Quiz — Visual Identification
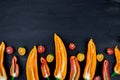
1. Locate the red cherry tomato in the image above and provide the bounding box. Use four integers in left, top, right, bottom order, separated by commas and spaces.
37, 45, 45, 54
6, 46, 14, 54
69, 43, 76, 50
107, 48, 114, 55
94, 76, 101, 80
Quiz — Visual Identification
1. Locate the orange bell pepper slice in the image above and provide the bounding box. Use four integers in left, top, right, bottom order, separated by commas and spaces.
54, 33, 67, 80
69, 56, 80, 80
26, 46, 39, 80
0, 42, 7, 80
111, 45, 120, 77
83, 39, 97, 80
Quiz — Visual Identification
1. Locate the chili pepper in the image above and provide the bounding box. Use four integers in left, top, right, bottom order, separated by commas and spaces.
40, 57, 50, 80
83, 39, 97, 80
26, 46, 39, 80
0, 42, 7, 80
10, 56, 19, 80
69, 56, 80, 80
54, 33, 67, 80
111, 45, 120, 77
102, 59, 110, 80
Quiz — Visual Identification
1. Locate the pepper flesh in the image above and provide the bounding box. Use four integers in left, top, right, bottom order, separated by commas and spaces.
10, 56, 19, 78
26, 46, 39, 80
69, 56, 80, 80
0, 42, 7, 80
40, 57, 50, 79
83, 39, 97, 80
111, 46, 120, 77
102, 60, 110, 80
54, 33, 67, 80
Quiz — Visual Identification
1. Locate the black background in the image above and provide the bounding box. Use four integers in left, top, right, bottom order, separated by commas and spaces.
0, 0, 120, 80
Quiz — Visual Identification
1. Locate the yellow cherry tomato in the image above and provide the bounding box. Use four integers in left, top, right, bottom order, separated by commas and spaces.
97, 53, 104, 62
46, 54, 54, 63
77, 53, 85, 62
18, 47, 26, 56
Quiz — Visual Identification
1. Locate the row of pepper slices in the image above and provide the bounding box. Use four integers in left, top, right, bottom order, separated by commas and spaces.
0, 33, 120, 80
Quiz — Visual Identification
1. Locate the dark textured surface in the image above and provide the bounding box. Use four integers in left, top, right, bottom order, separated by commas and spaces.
0, 0, 120, 80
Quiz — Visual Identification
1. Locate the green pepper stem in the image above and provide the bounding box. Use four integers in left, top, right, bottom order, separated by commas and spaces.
111, 72, 117, 77
46, 77, 50, 80
56, 78, 60, 80
11, 77, 15, 80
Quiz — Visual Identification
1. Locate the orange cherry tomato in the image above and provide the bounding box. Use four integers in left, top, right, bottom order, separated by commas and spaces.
46, 54, 54, 63
77, 53, 85, 62
18, 46, 26, 56
97, 53, 104, 62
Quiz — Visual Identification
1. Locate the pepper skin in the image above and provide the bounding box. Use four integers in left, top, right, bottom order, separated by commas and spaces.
69, 56, 80, 80
26, 46, 39, 80
10, 56, 19, 80
102, 60, 110, 80
54, 33, 67, 80
0, 42, 7, 80
40, 57, 50, 80
83, 39, 97, 80
111, 46, 120, 77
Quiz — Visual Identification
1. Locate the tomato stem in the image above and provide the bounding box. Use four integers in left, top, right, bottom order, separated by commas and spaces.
111, 72, 117, 77
11, 77, 15, 80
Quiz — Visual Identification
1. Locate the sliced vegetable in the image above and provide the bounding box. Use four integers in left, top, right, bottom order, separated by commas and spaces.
18, 46, 26, 56
111, 46, 120, 77
46, 54, 54, 63
26, 46, 39, 80
6, 46, 14, 54
69, 56, 80, 80
107, 48, 114, 55
69, 42, 76, 51
97, 53, 104, 62
10, 56, 19, 80
40, 57, 50, 80
83, 39, 97, 80
37, 45, 45, 54
54, 33, 67, 80
77, 53, 85, 62
102, 60, 110, 80
0, 42, 7, 80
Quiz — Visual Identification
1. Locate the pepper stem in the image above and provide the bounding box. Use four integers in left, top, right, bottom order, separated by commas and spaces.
56, 78, 60, 80
111, 72, 117, 77
46, 77, 50, 80
11, 77, 15, 80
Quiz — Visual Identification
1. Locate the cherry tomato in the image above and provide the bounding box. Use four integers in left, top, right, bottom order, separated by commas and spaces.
37, 45, 45, 54
77, 53, 85, 62
6, 46, 14, 54
107, 48, 114, 55
94, 76, 101, 80
46, 54, 54, 63
69, 43, 76, 50
97, 53, 104, 62
18, 47, 26, 56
